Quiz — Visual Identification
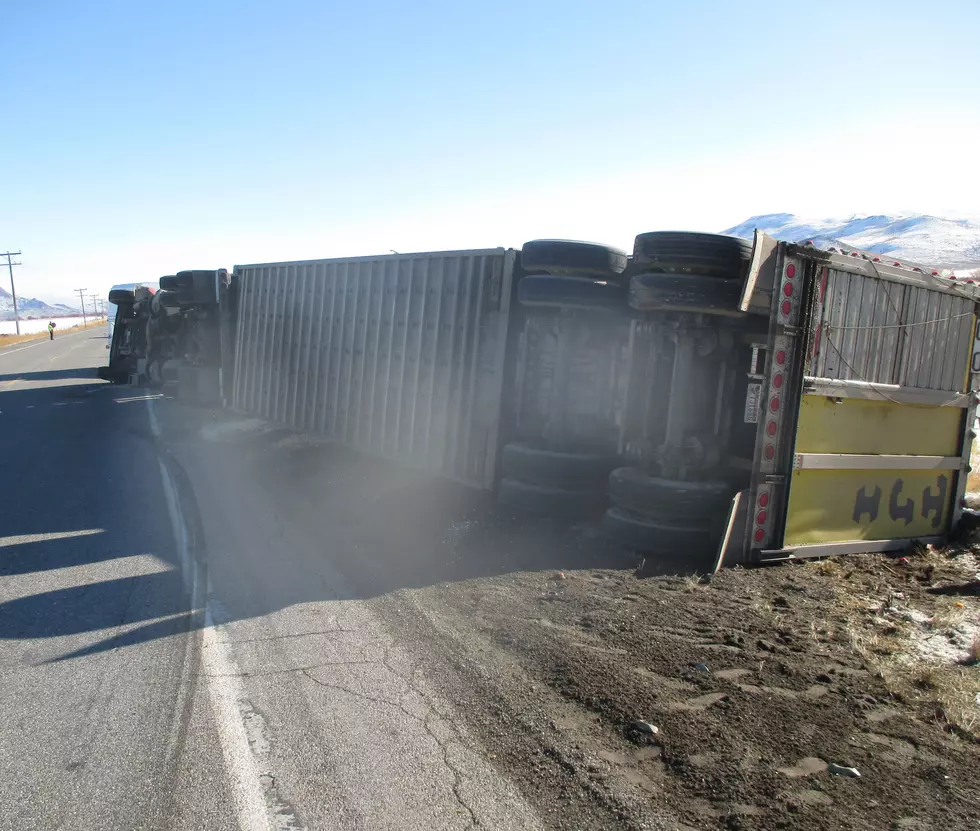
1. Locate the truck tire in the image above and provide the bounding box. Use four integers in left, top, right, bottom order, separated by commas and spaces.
632, 232, 751, 279
608, 467, 733, 521
521, 239, 628, 279
175, 269, 219, 306
501, 442, 615, 488
601, 507, 716, 558
108, 287, 136, 305
497, 477, 601, 516
629, 273, 743, 316
159, 275, 179, 291
518, 274, 628, 312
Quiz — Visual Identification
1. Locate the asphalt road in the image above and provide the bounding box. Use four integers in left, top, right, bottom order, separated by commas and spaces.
0, 330, 237, 830
0, 330, 542, 830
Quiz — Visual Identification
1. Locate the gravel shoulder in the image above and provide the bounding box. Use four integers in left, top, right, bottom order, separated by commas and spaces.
172, 406, 980, 831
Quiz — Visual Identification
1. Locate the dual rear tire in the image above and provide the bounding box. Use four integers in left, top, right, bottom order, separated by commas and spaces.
602, 467, 735, 566
627, 231, 753, 317
518, 239, 631, 314
507, 239, 629, 516
497, 442, 614, 516
520, 239, 628, 280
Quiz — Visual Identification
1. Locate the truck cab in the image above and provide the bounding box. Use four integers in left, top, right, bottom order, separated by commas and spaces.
99, 281, 158, 383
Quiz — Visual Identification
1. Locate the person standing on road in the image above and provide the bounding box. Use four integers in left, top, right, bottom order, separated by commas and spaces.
48, 321, 56, 340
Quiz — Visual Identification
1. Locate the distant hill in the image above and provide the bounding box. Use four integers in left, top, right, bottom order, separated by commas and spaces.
0, 285, 80, 320
722, 213, 980, 271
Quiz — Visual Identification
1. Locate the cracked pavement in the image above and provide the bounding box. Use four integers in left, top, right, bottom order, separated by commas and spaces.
167, 403, 544, 830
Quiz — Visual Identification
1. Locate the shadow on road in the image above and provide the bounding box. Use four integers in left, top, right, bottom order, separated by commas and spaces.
0, 367, 100, 383
48, 613, 197, 662
0, 572, 189, 640
0, 387, 640, 664
0, 377, 190, 664
0, 529, 135, 577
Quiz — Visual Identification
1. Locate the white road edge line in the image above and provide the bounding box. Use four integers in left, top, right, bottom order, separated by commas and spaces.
0, 327, 100, 358
148, 399, 272, 831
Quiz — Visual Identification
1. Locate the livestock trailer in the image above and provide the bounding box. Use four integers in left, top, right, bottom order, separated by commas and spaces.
107, 232, 980, 566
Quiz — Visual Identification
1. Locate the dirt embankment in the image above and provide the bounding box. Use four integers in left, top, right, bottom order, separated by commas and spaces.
391, 550, 978, 831
179, 412, 980, 831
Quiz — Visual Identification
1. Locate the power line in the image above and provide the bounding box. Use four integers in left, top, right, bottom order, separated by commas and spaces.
74, 287, 88, 327
1, 250, 22, 336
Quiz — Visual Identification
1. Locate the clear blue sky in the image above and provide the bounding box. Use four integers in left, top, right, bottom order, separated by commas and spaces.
2, 0, 978, 304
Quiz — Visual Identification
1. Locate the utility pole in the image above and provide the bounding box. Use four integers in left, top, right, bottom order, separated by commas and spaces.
88, 294, 99, 319
1, 251, 22, 335
74, 287, 88, 327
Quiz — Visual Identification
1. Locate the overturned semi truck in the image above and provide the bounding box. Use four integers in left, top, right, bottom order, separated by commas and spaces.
102, 232, 980, 568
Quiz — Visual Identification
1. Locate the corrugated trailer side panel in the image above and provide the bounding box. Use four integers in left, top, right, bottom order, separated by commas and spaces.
231, 249, 516, 489
810, 266, 975, 390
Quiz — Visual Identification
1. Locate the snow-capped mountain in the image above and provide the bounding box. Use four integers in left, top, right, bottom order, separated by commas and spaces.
722, 213, 980, 271
0, 285, 78, 321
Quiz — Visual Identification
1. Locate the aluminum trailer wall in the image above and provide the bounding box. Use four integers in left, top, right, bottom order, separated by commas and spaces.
230, 248, 517, 489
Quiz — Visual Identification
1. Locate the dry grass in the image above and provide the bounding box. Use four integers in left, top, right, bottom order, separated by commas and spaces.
681, 572, 706, 591
0, 318, 106, 348
851, 627, 977, 733
811, 556, 843, 576
964, 635, 979, 666
812, 549, 980, 736
969, 437, 980, 492
918, 665, 978, 733
930, 597, 969, 632
968, 470, 980, 494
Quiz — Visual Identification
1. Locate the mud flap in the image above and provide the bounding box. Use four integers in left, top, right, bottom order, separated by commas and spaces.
738, 231, 779, 315
713, 489, 749, 571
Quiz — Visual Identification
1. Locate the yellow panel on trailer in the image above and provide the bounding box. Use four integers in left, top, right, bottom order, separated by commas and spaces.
793, 395, 961, 456
784, 394, 964, 546
784, 467, 953, 545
